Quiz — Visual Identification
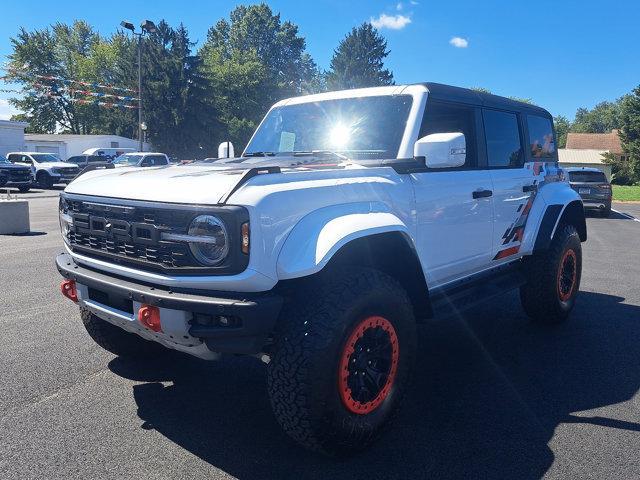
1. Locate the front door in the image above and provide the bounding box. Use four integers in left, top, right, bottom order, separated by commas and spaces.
411, 100, 494, 287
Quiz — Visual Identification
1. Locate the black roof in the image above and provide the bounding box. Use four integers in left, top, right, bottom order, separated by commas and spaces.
417, 82, 552, 118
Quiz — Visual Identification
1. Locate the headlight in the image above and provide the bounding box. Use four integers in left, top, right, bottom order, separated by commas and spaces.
58, 197, 73, 240
187, 215, 229, 266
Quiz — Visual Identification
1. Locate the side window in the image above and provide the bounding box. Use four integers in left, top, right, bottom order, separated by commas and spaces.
67, 156, 82, 164
7, 154, 18, 163
483, 110, 523, 168
148, 155, 168, 166
20, 155, 33, 165
420, 101, 478, 167
527, 115, 555, 158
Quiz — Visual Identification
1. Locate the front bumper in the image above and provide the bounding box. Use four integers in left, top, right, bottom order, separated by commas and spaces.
56, 253, 283, 357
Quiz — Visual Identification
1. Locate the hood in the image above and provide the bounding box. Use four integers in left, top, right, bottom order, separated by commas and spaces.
42, 162, 78, 169
65, 165, 247, 205
0, 162, 31, 171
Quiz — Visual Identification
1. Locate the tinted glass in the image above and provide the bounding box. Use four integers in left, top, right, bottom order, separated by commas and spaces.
88, 156, 105, 163
528, 115, 555, 158
569, 171, 607, 183
245, 95, 413, 160
113, 154, 142, 166
147, 155, 168, 165
483, 110, 523, 167
67, 156, 83, 164
0, 154, 9, 164
420, 101, 478, 167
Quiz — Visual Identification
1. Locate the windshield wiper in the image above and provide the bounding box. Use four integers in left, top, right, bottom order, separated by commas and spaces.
292, 150, 350, 161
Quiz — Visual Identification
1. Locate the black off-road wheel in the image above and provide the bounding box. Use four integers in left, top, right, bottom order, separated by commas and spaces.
80, 308, 165, 358
267, 267, 417, 456
520, 224, 582, 324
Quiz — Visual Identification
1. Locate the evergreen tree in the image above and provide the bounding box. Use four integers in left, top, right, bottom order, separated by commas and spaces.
326, 23, 394, 90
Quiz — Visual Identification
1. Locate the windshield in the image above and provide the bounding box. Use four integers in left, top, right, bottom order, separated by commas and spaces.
244, 95, 413, 160
569, 171, 607, 183
31, 153, 61, 163
113, 154, 142, 165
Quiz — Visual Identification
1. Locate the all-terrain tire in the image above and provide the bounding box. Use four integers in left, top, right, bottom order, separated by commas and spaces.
80, 308, 165, 358
267, 267, 417, 455
520, 224, 582, 324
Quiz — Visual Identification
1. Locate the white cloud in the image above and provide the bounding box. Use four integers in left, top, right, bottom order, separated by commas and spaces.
396, 2, 403, 10
410, 0, 419, 4
370, 13, 412, 30
449, 36, 469, 48
0, 99, 21, 120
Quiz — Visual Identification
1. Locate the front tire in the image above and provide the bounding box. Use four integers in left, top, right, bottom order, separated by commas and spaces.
18, 185, 31, 193
80, 308, 165, 358
37, 172, 54, 189
520, 224, 582, 324
267, 267, 417, 455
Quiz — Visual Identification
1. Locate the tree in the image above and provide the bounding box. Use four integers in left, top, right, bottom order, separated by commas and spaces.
616, 85, 640, 184
326, 23, 393, 90
5, 21, 104, 134
554, 115, 571, 148
571, 100, 624, 133
200, 4, 320, 150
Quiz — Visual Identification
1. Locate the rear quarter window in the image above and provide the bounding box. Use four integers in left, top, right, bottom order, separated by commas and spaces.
527, 115, 555, 158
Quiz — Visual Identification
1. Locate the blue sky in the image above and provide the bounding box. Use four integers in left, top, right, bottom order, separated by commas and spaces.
1, 0, 639, 120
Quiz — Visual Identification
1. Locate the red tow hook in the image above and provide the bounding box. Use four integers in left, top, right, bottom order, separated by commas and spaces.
138, 305, 162, 332
60, 280, 78, 303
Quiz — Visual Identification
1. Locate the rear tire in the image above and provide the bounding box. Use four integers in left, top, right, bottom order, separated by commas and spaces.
520, 224, 582, 324
18, 185, 30, 193
80, 308, 165, 358
602, 204, 611, 217
267, 267, 417, 455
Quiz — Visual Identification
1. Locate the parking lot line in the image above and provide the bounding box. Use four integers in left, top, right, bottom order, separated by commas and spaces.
612, 209, 640, 223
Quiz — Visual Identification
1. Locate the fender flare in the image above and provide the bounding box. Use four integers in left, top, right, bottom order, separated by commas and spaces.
533, 200, 586, 252
276, 202, 413, 280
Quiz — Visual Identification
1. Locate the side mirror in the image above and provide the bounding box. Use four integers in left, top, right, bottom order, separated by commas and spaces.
218, 141, 235, 159
414, 132, 466, 168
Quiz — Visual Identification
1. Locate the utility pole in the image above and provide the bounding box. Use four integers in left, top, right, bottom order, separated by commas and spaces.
120, 19, 157, 152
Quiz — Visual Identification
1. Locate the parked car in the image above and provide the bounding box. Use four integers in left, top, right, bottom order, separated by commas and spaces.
6, 152, 80, 188
82, 147, 135, 160
111, 152, 170, 168
56, 83, 586, 455
0, 154, 33, 192
565, 167, 612, 216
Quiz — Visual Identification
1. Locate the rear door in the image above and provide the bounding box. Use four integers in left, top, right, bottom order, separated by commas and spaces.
411, 101, 494, 286
487, 112, 556, 261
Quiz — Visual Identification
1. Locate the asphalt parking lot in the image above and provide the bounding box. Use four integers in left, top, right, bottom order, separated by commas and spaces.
1, 194, 639, 480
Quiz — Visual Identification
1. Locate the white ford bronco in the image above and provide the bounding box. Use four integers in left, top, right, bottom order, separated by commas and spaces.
57, 83, 586, 455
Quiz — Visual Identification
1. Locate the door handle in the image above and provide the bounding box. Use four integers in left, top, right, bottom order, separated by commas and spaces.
472, 189, 493, 199
523, 184, 537, 193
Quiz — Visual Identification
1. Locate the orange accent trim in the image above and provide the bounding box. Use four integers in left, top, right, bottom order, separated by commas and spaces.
495, 246, 520, 259
338, 316, 399, 415
60, 280, 78, 303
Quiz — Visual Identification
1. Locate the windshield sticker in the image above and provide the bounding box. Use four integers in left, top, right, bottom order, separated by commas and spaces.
279, 131, 296, 152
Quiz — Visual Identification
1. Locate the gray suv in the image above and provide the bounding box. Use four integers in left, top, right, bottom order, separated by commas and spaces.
566, 167, 612, 216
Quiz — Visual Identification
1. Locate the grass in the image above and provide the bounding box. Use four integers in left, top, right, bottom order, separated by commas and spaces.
612, 185, 640, 202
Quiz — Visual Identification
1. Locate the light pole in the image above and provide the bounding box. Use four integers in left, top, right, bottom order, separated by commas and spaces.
120, 20, 157, 152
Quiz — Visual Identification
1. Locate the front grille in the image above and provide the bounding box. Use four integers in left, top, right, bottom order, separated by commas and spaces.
8, 170, 32, 182
62, 195, 249, 275
58, 167, 79, 174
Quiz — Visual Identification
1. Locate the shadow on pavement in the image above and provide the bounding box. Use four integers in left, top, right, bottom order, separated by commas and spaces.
109, 290, 640, 479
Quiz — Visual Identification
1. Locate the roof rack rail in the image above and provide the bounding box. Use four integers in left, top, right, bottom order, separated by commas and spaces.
218, 166, 281, 204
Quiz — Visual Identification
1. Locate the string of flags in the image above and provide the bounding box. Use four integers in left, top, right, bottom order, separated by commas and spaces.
34, 83, 139, 101
1, 65, 139, 110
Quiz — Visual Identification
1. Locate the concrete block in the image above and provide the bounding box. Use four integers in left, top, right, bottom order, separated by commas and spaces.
0, 199, 30, 234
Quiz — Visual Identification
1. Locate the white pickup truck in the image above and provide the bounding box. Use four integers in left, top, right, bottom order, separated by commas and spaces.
56, 83, 586, 455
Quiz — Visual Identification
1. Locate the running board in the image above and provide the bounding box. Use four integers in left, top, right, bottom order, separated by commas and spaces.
429, 264, 526, 319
